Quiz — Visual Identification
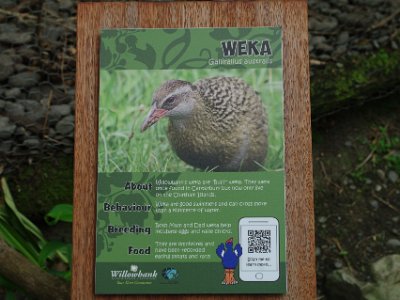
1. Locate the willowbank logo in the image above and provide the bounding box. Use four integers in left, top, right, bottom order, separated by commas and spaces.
110, 265, 158, 280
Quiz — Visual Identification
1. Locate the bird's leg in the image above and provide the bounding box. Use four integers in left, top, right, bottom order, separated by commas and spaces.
227, 269, 234, 285
231, 269, 238, 285
223, 269, 230, 285
227, 269, 232, 285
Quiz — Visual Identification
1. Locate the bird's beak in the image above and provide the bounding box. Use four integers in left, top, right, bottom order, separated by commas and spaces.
140, 104, 168, 132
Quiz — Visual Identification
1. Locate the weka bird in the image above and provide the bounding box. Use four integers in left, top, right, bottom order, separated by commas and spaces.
140, 76, 268, 171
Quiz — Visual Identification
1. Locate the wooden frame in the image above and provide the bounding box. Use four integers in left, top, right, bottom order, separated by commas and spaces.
74, 1, 315, 299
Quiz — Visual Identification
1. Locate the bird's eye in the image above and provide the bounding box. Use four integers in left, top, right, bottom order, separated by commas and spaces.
164, 96, 175, 106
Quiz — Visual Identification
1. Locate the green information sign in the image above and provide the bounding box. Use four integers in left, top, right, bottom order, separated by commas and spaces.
96, 27, 286, 294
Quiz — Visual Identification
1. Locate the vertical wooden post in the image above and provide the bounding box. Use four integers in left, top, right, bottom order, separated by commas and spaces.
74, 1, 315, 299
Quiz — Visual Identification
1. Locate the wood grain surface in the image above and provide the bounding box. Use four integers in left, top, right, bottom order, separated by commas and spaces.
73, 1, 315, 299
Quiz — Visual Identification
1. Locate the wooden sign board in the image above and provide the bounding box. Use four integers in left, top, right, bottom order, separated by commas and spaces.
74, 1, 315, 299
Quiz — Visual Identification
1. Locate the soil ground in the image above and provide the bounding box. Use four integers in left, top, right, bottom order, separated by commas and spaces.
313, 94, 400, 297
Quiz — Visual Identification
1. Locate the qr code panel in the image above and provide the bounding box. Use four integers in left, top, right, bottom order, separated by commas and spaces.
248, 229, 271, 253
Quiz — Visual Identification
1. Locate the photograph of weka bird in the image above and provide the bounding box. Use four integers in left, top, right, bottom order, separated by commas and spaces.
140, 76, 268, 171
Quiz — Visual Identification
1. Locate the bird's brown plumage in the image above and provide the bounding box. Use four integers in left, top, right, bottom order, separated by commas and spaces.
142, 76, 268, 171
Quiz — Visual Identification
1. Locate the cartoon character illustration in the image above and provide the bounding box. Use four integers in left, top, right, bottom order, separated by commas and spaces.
216, 237, 242, 285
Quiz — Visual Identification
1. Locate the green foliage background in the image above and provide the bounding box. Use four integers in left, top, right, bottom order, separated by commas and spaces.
98, 68, 284, 172
100, 28, 282, 71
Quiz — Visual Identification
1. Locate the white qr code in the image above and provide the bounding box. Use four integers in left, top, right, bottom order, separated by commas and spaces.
247, 229, 271, 253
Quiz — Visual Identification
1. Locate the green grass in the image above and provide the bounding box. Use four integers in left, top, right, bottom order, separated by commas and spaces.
370, 126, 400, 172
98, 68, 284, 172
